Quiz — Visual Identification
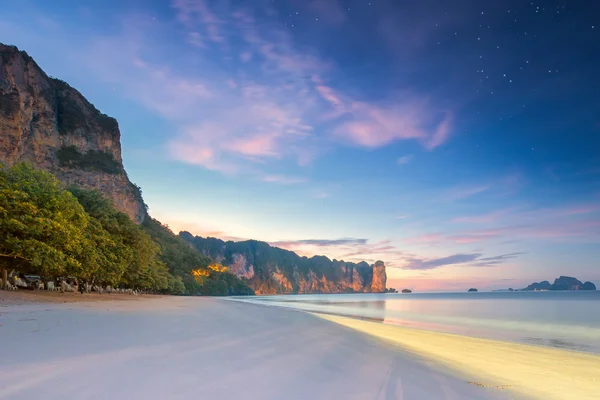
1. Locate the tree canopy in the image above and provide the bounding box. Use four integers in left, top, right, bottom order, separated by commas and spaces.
142, 218, 254, 295
0, 163, 88, 277
0, 163, 254, 296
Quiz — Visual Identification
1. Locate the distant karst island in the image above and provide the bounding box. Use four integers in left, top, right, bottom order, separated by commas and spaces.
467, 288, 478, 292
521, 276, 596, 291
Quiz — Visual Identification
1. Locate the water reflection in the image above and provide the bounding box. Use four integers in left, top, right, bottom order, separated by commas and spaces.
235, 292, 600, 354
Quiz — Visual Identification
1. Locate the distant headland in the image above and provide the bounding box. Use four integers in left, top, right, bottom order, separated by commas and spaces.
521, 276, 596, 291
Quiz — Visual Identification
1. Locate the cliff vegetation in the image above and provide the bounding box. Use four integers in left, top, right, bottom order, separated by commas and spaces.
0, 163, 253, 295
180, 233, 387, 294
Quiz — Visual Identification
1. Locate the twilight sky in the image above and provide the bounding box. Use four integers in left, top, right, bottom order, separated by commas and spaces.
2, 0, 599, 291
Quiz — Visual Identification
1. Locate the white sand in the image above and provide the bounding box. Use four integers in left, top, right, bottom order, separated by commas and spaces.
0, 296, 516, 400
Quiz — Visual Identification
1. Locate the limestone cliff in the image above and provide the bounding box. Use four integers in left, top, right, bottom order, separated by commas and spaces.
179, 232, 388, 294
0, 43, 146, 222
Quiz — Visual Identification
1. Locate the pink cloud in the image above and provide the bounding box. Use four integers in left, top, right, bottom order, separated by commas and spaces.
240, 51, 252, 62
337, 105, 445, 148
447, 219, 600, 244
261, 175, 307, 185
444, 184, 490, 201
315, 85, 343, 107
167, 125, 239, 174
84, 1, 456, 180
453, 203, 598, 226
172, 0, 224, 43
402, 200, 600, 248
424, 113, 452, 150
559, 204, 600, 215
319, 87, 453, 150
404, 233, 444, 245
452, 208, 517, 224
226, 133, 281, 158
167, 90, 315, 171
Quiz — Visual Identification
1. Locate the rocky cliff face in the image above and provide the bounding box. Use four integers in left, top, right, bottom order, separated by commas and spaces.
180, 233, 388, 295
0, 44, 146, 222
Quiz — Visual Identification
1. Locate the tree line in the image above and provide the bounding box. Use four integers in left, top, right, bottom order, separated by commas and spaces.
0, 163, 253, 296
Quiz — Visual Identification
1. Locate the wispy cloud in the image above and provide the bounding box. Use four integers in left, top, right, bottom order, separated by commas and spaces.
271, 238, 368, 248
74, 1, 456, 179
404, 233, 444, 245
172, 0, 224, 44
261, 174, 307, 185
452, 208, 517, 224
326, 93, 453, 150
403, 252, 522, 270
399, 198, 600, 248
397, 155, 414, 165
269, 237, 410, 265
165, 1, 455, 174
448, 220, 600, 244
473, 253, 525, 267
444, 184, 490, 201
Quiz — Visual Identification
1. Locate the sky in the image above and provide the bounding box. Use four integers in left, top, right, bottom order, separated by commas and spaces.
1, 0, 599, 291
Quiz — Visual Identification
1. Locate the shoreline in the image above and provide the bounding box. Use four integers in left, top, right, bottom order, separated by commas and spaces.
315, 313, 600, 400
2, 293, 598, 399
1, 294, 517, 399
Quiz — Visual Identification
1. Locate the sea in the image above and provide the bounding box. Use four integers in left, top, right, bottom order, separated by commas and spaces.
232, 291, 600, 354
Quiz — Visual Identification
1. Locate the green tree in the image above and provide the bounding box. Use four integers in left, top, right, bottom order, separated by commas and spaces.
69, 187, 169, 291
0, 163, 89, 278
143, 218, 253, 295
166, 274, 186, 295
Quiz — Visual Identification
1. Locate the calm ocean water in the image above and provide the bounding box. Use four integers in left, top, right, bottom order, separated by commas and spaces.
233, 291, 600, 354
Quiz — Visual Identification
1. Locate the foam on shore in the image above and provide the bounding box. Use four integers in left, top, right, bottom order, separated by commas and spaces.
316, 313, 600, 400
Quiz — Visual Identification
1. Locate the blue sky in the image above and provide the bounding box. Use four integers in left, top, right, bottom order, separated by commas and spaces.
2, 0, 599, 290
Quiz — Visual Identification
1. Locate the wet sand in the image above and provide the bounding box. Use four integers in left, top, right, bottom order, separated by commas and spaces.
316, 313, 600, 400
